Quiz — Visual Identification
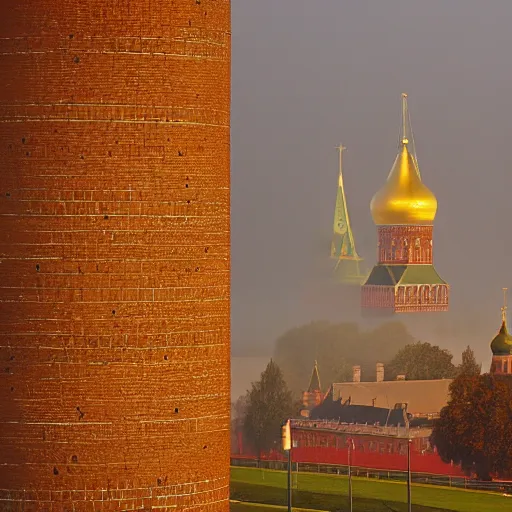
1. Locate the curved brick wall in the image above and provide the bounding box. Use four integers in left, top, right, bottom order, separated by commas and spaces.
0, 1, 231, 510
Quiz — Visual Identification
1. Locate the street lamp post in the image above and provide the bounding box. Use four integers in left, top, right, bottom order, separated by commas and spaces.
282, 420, 292, 512
347, 437, 355, 512
407, 438, 412, 512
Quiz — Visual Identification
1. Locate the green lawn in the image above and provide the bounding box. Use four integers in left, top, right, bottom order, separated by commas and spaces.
230, 502, 327, 512
231, 467, 511, 512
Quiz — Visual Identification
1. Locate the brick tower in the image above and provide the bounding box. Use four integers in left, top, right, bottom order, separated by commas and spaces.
361, 94, 449, 314
0, 1, 231, 510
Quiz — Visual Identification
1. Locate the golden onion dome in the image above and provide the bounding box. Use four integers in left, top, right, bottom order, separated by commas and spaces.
370, 139, 437, 226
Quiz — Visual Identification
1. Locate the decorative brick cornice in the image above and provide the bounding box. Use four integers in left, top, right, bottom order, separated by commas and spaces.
377, 225, 433, 265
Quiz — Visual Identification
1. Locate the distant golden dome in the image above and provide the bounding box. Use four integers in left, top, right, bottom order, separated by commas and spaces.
370, 141, 437, 226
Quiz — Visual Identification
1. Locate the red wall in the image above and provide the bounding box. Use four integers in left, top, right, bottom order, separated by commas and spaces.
233, 426, 465, 478
291, 446, 465, 477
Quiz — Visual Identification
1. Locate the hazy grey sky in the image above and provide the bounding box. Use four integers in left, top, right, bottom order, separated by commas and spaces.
231, 1, 512, 364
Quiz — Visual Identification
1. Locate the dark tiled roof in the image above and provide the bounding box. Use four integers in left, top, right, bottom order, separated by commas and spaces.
309, 401, 408, 427
364, 265, 404, 286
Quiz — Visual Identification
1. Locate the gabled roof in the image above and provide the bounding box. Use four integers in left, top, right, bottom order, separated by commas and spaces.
331, 379, 452, 416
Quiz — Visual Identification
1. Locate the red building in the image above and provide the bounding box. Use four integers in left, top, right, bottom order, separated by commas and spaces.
290, 419, 464, 477
362, 94, 449, 313
0, 1, 231, 510
233, 361, 463, 478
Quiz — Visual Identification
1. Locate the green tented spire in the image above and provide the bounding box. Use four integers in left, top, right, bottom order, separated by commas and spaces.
331, 145, 366, 285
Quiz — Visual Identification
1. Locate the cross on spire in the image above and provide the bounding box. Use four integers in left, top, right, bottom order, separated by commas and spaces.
401, 92, 409, 145
502, 287, 508, 324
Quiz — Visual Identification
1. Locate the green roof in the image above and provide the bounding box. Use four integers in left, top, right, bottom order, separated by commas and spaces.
364, 265, 447, 287
398, 265, 447, 285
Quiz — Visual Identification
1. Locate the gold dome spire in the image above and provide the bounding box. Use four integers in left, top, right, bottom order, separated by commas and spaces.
370, 94, 438, 226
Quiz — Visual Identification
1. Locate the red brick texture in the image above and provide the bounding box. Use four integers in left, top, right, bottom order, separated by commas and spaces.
377, 225, 433, 265
0, 1, 231, 510
361, 284, 449, 313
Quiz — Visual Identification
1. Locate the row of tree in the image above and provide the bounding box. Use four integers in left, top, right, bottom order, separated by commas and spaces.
273, 320, 416, 394
273, 319, 481, 396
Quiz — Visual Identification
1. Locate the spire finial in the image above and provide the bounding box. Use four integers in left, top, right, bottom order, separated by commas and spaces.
401, 93, 409, 145
335, 144, 346, 188
502, 288, 508, 323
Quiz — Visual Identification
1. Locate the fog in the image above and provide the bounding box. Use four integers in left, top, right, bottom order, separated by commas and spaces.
231, 1, 512, 367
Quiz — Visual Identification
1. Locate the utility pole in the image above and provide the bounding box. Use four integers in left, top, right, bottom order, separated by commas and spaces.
407, 438, 412, 512
347, 438, 355, 512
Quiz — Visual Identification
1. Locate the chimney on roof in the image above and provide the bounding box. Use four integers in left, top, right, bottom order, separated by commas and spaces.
376, 363, 384, 383
352, 365, 361, 383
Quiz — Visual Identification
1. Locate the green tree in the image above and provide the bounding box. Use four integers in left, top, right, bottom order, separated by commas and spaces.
431, 374, 512, 480
456, 345, 481, 377
334, 358, 353, 383
386, 341, 456, 381
243, 359, 296, 459
273, 320, 414, 395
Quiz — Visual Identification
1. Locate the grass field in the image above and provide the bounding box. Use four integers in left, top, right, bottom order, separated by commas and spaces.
230, 502, 327, 512
230, 466, 511, 512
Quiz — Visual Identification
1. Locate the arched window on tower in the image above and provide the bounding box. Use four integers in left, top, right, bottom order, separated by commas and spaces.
414, 238, 421, 264
426, 239, 432, 263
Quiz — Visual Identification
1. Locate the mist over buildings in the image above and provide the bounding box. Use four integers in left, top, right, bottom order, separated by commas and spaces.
231, 0, 512, 367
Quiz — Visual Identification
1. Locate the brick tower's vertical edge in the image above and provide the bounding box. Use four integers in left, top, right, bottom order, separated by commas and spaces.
0, 1, 231, 510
